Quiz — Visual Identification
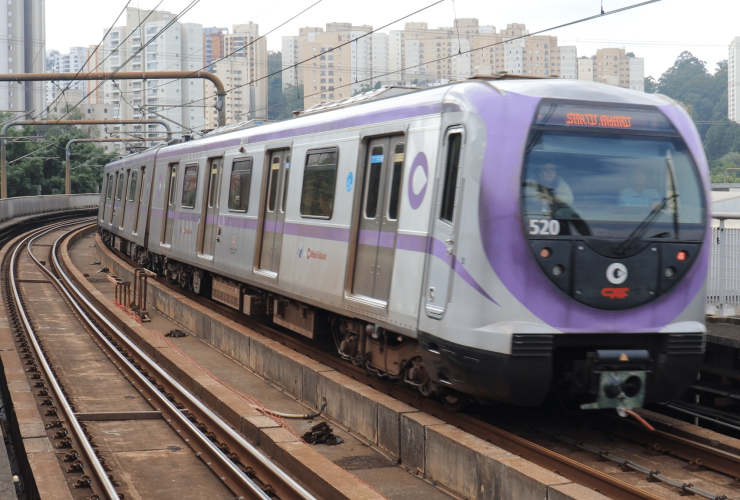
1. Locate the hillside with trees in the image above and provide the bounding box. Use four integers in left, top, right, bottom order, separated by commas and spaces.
645, 51, 740, 182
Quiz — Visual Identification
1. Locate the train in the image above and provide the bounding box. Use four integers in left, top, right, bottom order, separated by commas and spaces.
97, 76, 709, 412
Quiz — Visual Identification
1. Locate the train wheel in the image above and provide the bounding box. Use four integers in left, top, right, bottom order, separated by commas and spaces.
442, 391, 470, 412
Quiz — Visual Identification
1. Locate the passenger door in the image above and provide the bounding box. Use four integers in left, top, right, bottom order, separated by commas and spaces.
425, 129, 464, 318
121, 169, 134, 229
162, 163, 178, 246
201, 157, 223, 257
103, 174, 114, 222
352, 137, 405, 302
132, 167, 145, 235
259, 150, 288, 273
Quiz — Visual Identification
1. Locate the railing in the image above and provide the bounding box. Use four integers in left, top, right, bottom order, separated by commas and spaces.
0, 194, 100, 225
708, 213, 740, 317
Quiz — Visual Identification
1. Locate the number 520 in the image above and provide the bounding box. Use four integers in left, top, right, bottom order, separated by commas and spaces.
528, 219, 561, 235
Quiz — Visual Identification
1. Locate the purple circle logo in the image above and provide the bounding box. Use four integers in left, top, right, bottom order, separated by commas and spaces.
408, 152, 428, 210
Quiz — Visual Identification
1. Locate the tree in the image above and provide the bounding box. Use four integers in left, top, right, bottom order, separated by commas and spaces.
2, 111, 117, 196
644, 76, 658, 94
267, 51, 304, 121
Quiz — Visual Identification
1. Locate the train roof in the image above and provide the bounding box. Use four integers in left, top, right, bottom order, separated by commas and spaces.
104, 78, 679, 171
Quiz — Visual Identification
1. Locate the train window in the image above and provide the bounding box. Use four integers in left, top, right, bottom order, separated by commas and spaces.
300, 148, 338, 218
207, 159, 220, 208
440, 133, 462, 223
106, 174, 114, 199
167, 165, 178, 206
387, 143, 404, 220
267, 156, 280, 212
281, 155, 291, 213
127, 171, 138, 202
181, 164, 198, 208
116, 172, 125, 200
365, 146, 383, 219
228, 158, 252, 212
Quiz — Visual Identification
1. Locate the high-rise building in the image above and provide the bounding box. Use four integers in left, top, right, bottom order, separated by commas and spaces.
101, 8, 205, 143
204, 27, 227, 71
204, 22, 268, 128
729, 37, 740, 123
576, 48, 644, 91
0, 0, 46, 113
45, 47, 90, 107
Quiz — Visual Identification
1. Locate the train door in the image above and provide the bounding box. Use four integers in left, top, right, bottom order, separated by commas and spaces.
132, 167, 145, 235
200, 157, 223, 257
258, 150, 288, 273
103, 173, 114, 222
120, 169, 133, 229
352, 137, 405, 301
424, 128, 464, 318
111, 171, 124, 224
162, 163, 178, 246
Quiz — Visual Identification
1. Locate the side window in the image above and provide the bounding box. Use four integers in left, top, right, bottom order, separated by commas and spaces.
127, 171, 138, 202
181, 164, 198, 208
300, 149, 338, 218
365, 146, 383, 218
440, 133, 462, 223
207, 159, 220, 208
267, 156, 280, 212
167, 165, 178, 206
228, 158, 252, 212
116, 172, 125, 200
388, 143, 404, 220
106, 174, 114, 199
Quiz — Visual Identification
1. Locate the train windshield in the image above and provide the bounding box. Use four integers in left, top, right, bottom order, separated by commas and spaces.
521, 130, 705, 242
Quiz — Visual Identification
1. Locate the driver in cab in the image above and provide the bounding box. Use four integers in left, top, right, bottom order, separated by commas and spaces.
619, 169, 660, 208
525, 163, 574, 216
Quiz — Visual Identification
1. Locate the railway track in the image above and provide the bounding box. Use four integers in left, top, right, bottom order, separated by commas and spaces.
94, 231, 740, 500
4, 221, 317, 500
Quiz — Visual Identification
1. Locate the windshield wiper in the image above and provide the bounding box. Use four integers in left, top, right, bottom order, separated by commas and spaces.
616, 151, 680, 255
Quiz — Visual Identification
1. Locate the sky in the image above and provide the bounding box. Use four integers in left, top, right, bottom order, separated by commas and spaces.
46, 0, 738, 80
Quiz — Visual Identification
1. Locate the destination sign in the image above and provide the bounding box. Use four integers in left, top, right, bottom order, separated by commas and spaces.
535, 103, 675, 133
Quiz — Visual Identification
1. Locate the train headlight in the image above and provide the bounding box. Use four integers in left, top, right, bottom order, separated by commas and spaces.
539, 248, 551, 259
552, 265, 563, 277
665, 267, 676, 278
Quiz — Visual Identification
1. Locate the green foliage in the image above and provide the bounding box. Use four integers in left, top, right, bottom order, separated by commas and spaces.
646, 51, 739, 162
710, 152, 740, 183
1, 110, 117, 196
267, 51, 304, 121
353, 81, 381, 96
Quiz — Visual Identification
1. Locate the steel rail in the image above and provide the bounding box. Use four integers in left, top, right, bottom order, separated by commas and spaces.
52, 225, 315, 500
101, 243, 664, 500
7, 220, 120, 499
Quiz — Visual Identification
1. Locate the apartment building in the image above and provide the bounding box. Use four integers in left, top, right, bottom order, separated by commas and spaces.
102, 8, 205, 143
204, 22, 268, 128
576, 48, 645, 92
0, 0, 46, 113
729, 37, 740, 123
45, 47, 90, 106
204, 27, 227, 71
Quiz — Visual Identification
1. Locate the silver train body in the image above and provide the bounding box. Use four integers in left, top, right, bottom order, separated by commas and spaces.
98, 78, 710, 410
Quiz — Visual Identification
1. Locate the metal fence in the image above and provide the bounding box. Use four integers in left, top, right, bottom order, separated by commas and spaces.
0, 194, 100, 226
707, 214, 740, 316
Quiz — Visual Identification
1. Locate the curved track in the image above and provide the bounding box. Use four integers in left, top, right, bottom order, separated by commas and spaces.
6, 221, 317, 500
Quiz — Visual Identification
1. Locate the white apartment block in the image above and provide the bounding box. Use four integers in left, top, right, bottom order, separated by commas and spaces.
729, 37, 740, 123
0, 0, 45, 114
578, 57, 594, 81
45, 47, 90, 107
102, 8, 205, 143
205, 22, 268, 128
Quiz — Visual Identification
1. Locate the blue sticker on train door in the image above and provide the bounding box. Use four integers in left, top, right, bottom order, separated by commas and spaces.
346, 172, 354, 192
371, 154, 384, 163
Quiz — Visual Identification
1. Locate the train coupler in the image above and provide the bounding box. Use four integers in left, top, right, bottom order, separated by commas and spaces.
580, 350, 650, 410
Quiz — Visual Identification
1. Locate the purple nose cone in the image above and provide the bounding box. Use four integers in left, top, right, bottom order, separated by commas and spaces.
470, 84, 709, 333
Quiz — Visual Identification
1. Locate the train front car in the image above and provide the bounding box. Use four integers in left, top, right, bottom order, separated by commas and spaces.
419, 79, 708, 411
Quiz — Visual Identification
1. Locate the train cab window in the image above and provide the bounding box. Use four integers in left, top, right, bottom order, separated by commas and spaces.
387, 143, 404, 220
440, 133, 462, 223
267, 156, 280, 212
127, 171, 138, 202
281, 155, 291, 213
365, 146, 383, 219
106, 174, 114, 199
181, 164, 198, 208
228, 158, 252, 212
300, 148, 338, 218
116, 172, 125, 200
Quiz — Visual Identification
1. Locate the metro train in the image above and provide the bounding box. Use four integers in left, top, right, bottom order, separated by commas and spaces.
98, 76, 710, 411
